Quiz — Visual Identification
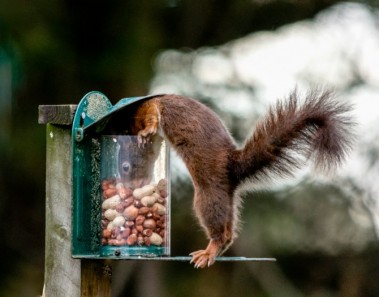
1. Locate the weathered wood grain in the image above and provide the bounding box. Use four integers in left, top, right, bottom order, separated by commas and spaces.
44, 124, 81, 297
39, 105, 77, 125
81, 260, 112, 297
43, 109, 112, 297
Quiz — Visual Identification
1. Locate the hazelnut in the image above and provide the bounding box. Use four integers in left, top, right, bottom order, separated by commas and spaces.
124, 197, 134, 208
123, 205, 139, 220
104, 187, 118, 198
142, 229, 153, 237
127, 234, 137, 246
157, 179, 167, 191
135, 225, 144, 233
111, 227, 121, 238
143, 219, 156, 230
134, 200, 143, 208
135, 215, 145, 225
125, 220, 135, 227
101, 180, 110, 191
118, 186, 130, 199
102, 229, 112, 239
137, 236, 144, 246
121, 228, 131, 239
159, 190, 168, 198
144, 237, 151, 246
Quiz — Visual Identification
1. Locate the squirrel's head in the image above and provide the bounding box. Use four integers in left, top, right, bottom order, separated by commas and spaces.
117, 136, 158, 189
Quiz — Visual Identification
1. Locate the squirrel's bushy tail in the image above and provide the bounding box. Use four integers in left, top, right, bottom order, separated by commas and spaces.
228, 89, 355, 186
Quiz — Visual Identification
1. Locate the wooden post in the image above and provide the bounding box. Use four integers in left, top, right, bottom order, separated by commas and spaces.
39, 105, 112, 297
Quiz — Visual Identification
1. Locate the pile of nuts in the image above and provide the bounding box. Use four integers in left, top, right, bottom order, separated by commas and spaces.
101, 178, 168, 247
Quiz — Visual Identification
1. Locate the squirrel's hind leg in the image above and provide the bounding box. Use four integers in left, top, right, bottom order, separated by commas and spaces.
190, 191, 235, 268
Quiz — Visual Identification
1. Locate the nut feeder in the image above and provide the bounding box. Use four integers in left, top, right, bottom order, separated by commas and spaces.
39, 91, 275, 297
72, 91, 170, 259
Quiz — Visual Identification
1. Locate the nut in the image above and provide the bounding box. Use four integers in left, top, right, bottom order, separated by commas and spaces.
159, 189, 168, 198
117, 184, 133, 199
142, 229, 153, 237
112, 216, 126, 227
104, 209, 120, 221
135, 215, 145, 225
133, 184, 156, 200
124, 197, 134, 208
135, 225, 144, 233
102, 195, 121, 210
157, 179, 167, 191
101, 177, 168, 248
106, 221, 115, 231
111, 227, 121, 238
152, 203, 166, 215
138, 207, 150, 215
123, 205, 139, 220
134, 200, 143, 208
121, 228, 131, 239
149, 232, 163, 246
137, 236, 144, 246
101, 179, 110, 191
127, 234, 137, 246
102, 229, 112, 239
104, 187, 118, 198
141, 195, 157, 207
125, 220, 135, 227
144, 237, 151, 246
143, 219, 156, 230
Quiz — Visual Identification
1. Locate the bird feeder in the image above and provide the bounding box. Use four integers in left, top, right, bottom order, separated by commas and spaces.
72, 91, 170, 258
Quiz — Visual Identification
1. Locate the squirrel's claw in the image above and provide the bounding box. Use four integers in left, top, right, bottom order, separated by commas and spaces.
189, 250, 216, 269
137, 126, 157, 148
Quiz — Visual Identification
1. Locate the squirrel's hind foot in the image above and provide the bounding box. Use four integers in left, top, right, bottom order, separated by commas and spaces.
189, 239, 224, 268
189, 250, 216, 269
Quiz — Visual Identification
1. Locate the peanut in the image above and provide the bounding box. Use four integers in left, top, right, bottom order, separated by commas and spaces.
101, 178, 168, 248
102, 195, 121, 210
133, 184, 156, 200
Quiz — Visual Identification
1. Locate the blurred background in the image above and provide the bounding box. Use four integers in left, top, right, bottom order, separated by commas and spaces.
1, 1, 379, 296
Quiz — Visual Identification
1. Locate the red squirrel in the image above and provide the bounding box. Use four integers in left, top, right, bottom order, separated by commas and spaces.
124, 89, 354, 268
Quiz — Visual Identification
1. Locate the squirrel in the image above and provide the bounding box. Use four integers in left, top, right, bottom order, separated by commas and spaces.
120, 89, 354, 268
117, 135, 159, 189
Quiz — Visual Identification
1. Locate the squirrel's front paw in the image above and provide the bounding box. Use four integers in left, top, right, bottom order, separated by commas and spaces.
137, 134, 150, 147
137, 127, 157, 147
189, 250, 216, 268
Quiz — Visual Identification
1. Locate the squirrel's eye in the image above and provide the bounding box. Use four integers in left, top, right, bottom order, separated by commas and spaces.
122, 162, 130, 173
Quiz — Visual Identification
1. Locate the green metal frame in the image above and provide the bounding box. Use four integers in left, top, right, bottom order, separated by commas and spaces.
71, 91, 158, 258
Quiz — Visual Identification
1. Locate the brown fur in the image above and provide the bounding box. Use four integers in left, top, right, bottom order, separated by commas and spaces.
126, 90, 354, 268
